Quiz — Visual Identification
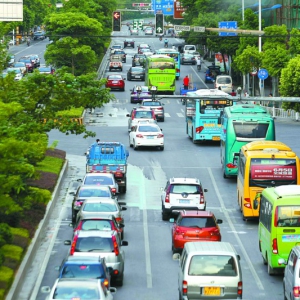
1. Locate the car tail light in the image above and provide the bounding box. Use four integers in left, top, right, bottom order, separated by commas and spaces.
244, 198, 251, 209
226, 163, 238, 169
111, 187, 117, 194
131, 114, 135, 120
195, 126, 204, 133
175, 227, 184, 235
238, 281, 242, 296
74, 200, 83, 208
210, 228, 221, 237
165, 185, 171, 203
115, 217, 123, 224
136, 134, 144, 138
156, 107, 163, 110
70, 235, 78, 255
113, 269, 119, 275
112, 235, 119, 256
294, 287, 300, 297
182, 280, 188, 295
272, 238, 278, 254
157, 134, 164, 138
200, 194, 204, 204
103, 278, 109, 288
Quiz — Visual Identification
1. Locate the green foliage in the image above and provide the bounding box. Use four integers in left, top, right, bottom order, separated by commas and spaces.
0, 224, 12, 246
289, 28, 300, 56
1, 244, 23, 261
10, 227, 29, 238
0, 266, 13, 282
36, 156, 64, 174
262, 25, 288, 51
56, 107, 84, 117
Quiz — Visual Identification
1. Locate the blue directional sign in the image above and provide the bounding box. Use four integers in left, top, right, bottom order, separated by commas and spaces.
218, 21, 237, 36
257, 68, 269, 80
152, 0, 174, 15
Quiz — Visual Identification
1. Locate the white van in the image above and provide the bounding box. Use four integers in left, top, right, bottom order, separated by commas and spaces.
183, 45, 197, 54
173, 241, 243, 300
215, 75, 233, 94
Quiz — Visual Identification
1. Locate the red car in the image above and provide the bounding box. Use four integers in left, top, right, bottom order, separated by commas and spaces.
170, 210, 222, 254
73, 215, 125, 240
105, 74, 125, 91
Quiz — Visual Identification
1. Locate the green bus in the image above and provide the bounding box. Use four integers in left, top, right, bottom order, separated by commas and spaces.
220, 104, 275, 178
144, 54, 176, 94
257, 185, 300, 275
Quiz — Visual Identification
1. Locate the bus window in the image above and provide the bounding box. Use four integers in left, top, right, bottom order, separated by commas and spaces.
277, 206, 300, 227
233, 122, 269, 140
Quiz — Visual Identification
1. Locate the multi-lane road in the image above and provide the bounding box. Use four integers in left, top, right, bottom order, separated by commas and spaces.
8, 26, 300, 300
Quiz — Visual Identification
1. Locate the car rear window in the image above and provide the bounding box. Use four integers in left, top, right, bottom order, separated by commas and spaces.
138, 125, 159, 132
142, 101, 161, 106
217, 77, 232, 84
188, 255, 237, 276
81, 219, 112, 230
135, 111, 153, 118
170, 184, 201, 194
78, 189, 110, 198
61, 263, 105, 278
83, 202, 117, 212
75, 236, 114, 252
179, 217, 216, 228
84, 176, 114, 185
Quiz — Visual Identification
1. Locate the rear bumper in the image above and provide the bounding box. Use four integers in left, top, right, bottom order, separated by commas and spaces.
164, 205, 206, 213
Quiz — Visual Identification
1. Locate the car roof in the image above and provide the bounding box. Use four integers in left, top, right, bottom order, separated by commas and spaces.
78, 185, 111, 191
168, 177, 201, 184
178, 210, 214, 217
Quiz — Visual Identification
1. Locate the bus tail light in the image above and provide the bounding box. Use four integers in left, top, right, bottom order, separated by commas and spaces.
182, 280, 188, 295
196, 126, 204, 133
272, 238, 278, 254
238, 281, 243, 296
244, 198, 251, 209
274, 207, 278, 227
293, 287, 300, 297
226, 163, 237, 169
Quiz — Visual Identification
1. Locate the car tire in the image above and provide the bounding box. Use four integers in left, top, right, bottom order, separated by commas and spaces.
114, 274, 123, 287
161, 117, 165, 122
127, 76, 131, 81
109, 68, 111, 71
133, 141, 138, 150
162, 205, 169, 220
121, 230, 124, 240
129, 137, 133, 147
120, 68, 123, 71
160, 146, 164, 151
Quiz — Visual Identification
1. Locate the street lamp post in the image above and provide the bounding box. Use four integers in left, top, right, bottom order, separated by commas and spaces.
150, 85, 157, 100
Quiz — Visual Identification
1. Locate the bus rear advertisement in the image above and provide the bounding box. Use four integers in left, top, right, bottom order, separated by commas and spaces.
221, 105, 275, 178
237, 141, 300, 220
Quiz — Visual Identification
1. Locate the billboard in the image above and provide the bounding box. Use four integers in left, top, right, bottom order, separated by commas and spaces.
173, 0, 185, 19
152, 0, 174, 15
0, 0, 23, 21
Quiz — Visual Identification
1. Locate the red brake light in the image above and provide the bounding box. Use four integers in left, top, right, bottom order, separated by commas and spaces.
70, 235, 78, 255
182, 280, 188, 295
195, 126, 204, 133
103, 278, 109, 288
238, 281, 243, 296
165, 185, 171, 203
111, 187, 117, 194
274, 206, 278, 227
272, 238, 278, 254
200, 194, 204, 204
157, 134, 164, 138
244, 198, 251, 209
115, 217, 122, 223
226, 163, 238, 169
294, 287, 300, 297
136, 134, 144, 138
112, 235, 119, 256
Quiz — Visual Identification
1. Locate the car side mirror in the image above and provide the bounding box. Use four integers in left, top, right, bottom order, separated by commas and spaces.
121, 241, 128, 246
64, 240, 71, 245
204, 188, 208, 192
126, 114, 130, 117
69, 192, 75, 195
217, 219, 223, 224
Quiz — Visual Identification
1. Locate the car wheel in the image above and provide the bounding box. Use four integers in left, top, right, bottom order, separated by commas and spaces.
71, 212, 76, 223
160, 146, 164, 151
133, 140, 138, 150
130, 98, 134, 104
109, 68, 111, 71
122, 87, 125, 91
162, 205, 169, 220
114, 274, 123, 287
267, 255, 275, 275
129, 137, 133, 147
120, 68, 123, 71
121, 230, 124, 240
127, 76, 131, 81
124, 60, 126, 63
161, 117, 165, 122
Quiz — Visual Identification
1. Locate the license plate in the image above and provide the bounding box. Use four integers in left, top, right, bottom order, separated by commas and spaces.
112, 81, 118, 83
147, 136, 154, 139
135, 76, 141, 78
203, 287, 221, 296
179, 199, 190, 204
212, 136, 220, 141
222, 86, 227, 88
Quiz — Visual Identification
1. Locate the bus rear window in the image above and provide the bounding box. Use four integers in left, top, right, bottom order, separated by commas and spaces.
277, 206, 300, 227
149, 62, 175, 69
233, 122, 269, 140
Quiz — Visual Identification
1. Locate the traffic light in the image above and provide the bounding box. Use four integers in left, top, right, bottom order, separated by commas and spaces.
112, 11, 121, 32
155, 13, 164, 35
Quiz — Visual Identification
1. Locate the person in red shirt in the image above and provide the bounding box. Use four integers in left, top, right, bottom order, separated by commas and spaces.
183, 76, 189, 89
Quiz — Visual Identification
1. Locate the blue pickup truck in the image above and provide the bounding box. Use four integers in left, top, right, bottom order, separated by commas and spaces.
86, 142, 129, 193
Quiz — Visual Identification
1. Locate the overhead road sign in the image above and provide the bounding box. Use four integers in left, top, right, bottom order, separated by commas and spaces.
173, 0, 186, 19
206, 28, 265, 35
132, 3, 152, 6
219, 21, 237, 36
153, 0, 174, 15
174, 25, 190, 31
194, 26, 205, 32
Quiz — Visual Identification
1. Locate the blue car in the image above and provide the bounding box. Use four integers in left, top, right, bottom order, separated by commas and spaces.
58, 255, 112, 288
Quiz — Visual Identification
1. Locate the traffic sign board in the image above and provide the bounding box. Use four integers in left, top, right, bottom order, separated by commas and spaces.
194, 26, 205, 32
219, 21, 237, 36
250, 67, 257, 76
174, 25, 190, 31
258, 68, 269, 80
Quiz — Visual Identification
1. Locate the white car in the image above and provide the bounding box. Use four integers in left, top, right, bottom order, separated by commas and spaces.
13, 62, 26, 74
5, 68, 23, 80
129, 121, 164, 150
45, 278, 116, 300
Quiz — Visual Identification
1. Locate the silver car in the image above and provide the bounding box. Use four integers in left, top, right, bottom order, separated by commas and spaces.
64, 230, 128, 286
81, 173, 119, 194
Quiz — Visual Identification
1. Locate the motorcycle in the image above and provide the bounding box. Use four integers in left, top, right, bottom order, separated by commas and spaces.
27, 40, 30, 46
197, 64, 201, 71
164, 42, 168, 48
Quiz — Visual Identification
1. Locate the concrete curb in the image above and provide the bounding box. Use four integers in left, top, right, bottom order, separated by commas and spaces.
6, 159, 69, 300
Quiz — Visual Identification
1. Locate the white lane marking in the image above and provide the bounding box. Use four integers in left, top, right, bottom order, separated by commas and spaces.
164, 112, 171, 118
177, 112, 184, 117
207, 167, 264, 291
140, 170, 153, 288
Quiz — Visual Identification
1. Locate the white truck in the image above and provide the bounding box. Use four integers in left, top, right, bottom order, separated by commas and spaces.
109, 54, 123, 71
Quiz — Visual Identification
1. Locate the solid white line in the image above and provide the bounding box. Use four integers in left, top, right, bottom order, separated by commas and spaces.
140, 170, 153, 288
207, 167, 264, 291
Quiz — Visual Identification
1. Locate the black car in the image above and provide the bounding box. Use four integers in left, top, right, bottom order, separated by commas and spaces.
132, 54, 146, 67
127, 67, 145, 81
112, 50, 126, 63
181, 53, 196, 65
124, 39, 135, 48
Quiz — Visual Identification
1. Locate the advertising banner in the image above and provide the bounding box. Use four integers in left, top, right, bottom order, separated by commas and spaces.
250, 165, 296, 180
173, 0, 185, 19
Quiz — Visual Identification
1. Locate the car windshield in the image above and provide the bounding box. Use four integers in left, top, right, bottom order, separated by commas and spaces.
54, 284, 100, 298
84, 176, 114, 185
83, 202, 118, 212
108, 75, 122, 80
170, 184, 201, 194
142, 101, 161, 106
81, 219, 112, 230
179, 217, 216, 228
61, 264, 105, 279
7, 68, 21, 73
14, 63, 24, 67
135, 111, 153, 118
78, 188, 110, 198
75, 236, 114, 252
138, 126, 159, 132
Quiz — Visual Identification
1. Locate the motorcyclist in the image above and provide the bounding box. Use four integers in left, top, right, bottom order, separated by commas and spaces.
26, 37, 30, 46
164, 38, 168, 48
196, 56, 202, 70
